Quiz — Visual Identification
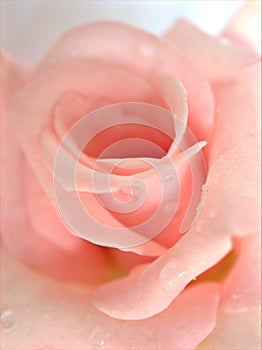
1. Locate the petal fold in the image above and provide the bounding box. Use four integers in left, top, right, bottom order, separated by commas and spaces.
2, 249, 220, 350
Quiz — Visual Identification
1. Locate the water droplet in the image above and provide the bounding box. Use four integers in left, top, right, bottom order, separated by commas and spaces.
165, 173, 174, 182
159, 259, 189, 291
1, 310, 15, 329
249, 127, 255, 136
93, 339, 105, 349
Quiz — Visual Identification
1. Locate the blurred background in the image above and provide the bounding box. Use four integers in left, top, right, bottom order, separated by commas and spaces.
1, 0, 245, 63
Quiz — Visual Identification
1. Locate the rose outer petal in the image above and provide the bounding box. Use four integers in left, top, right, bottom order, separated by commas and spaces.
1, 248, 220, 350
197, 233, 261, 350
165, 19, 258, 84
197, 309, 261, 350
1, 53, 110, 284
223, 0, 261, 53
220, 233, 261, 312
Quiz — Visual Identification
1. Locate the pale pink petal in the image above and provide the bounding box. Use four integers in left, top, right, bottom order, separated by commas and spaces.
92, 60, 260, 319
1, 248, 220, 350
153, 73, 188, 123
165, 19, 258, 84
1, 53, 109, 284
0, 51, 31, 100
42, 21, 214, 143
2, 152, 109, 284
6, 23, 213, 259
120, 240, 167, 257
208, 61, 261, 232
43, 122, 206, 252
91, 229, 230, 320
221, 233, 261, 311
109, 249, 155, 272
53, 91, 172, 173
8, 59, 161, 201
197, 309, 261, 350
224, 0, 261, 53
53, 92, 114, 145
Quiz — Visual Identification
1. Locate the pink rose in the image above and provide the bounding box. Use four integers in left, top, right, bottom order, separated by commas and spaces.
1, 2, 261, 349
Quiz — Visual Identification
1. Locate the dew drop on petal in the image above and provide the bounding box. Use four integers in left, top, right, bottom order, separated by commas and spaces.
159, 259, 189, 291
1, 310, 15, 329
93, 340, 105, 349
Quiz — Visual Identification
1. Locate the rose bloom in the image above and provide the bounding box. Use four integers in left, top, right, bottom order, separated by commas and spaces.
1, 2, 261, 350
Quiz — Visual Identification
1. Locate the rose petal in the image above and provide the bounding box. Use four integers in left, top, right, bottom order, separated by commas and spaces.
0, 51, 31, 100
197, 309, 261, 350
220, 233, 261, 311
2, 155, 109, 284
224, 0, 261, 53
1, 53, 109, 284
8, 59, 162, 201
92, 60, 260, 320
91, 228, 230, 320
53, 92, 114, 146
7, 24, 214, 253
1, 248, 220, 350
43, 123, 206, 252
153, 73, 188, 125
120, 240, 167, 257
208, 61, 261, 235
42, 21, 214, 143
165, 19, 258, 84
53, 91, 173, 169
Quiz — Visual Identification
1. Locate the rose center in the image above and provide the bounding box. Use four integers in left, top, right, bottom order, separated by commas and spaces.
83, 124, 173, 160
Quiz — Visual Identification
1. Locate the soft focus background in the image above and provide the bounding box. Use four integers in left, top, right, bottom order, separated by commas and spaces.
1, 0, 246, 64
